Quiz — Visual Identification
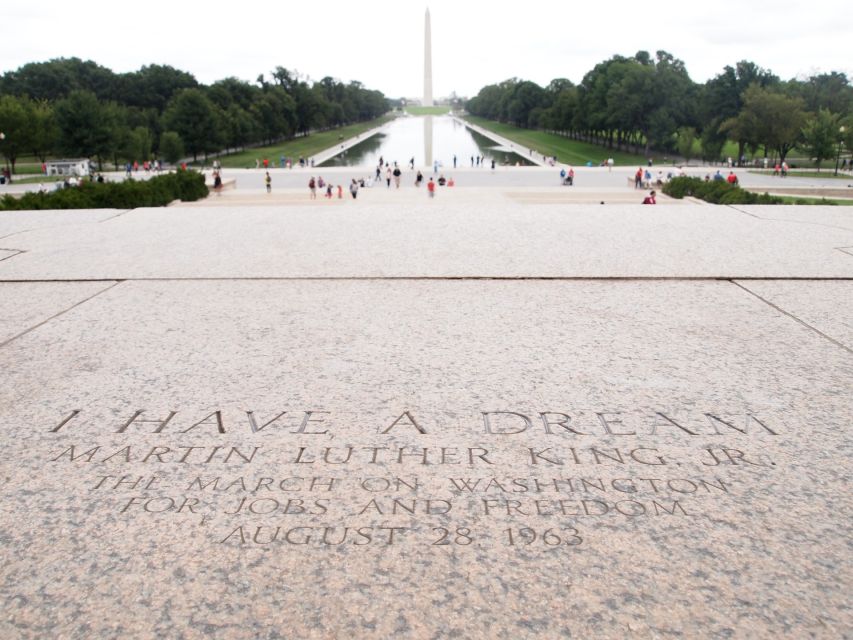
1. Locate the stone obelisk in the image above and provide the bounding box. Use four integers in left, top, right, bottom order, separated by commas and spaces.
423, 8, 433, 106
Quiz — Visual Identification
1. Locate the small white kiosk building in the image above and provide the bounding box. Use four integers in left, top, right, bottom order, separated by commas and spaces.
46, 159, 90, 177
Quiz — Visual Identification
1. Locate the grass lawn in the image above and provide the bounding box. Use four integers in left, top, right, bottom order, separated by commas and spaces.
773, 195, 853, 206
463, 116, 647, 165
404, 106, 451, 116
217, 116, 394, 169
8, 163, 45, 175
748, 169, 853, 180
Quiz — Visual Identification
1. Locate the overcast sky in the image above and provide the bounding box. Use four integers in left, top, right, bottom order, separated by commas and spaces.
1, 1, 850, 99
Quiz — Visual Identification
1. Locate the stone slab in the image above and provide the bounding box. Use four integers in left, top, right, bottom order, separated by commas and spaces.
0, 208, 117, 241
736, 204, 853, 232
0, 204, 852, 279
0, 282, 117, 344
0, 279, 850, 638
734, 280, 853, 351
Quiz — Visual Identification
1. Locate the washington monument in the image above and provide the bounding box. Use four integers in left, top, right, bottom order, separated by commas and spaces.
423, 8, 433, 106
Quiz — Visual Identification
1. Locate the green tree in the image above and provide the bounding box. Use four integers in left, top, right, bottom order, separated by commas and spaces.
159, 131, 184, 164
506, 81, 549, 128
801, 109, 840, 171
251, 87, 296, 144
697, 61, 779, 163
221, 104, 257, 151
740, 85, 806, 161
541, 83, 578, 134
793, 72, 853, 116
0, 95, 32, 172
676, 127, 697, 164
163, 88, 220, 161
29, 99, 59, 162
700, 126, 726, 163
54, 90, 117, 165
118, 126, 153, 163
117, 64, 198, 111
843, 119, 853, 164
0, 57, 117, 101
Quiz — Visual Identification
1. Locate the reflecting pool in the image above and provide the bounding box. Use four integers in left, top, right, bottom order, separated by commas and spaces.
320, 115, 534, 168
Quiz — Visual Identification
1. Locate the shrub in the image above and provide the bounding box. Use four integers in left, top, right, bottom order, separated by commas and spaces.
0, 170, 208, 211
662, 176, 783, 205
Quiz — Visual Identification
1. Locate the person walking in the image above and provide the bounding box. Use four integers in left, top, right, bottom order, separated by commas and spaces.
427, 177, 436, 198
349, 179, 359, 199
393, 165, 402, 188
385, 166, 392, 188
415, 170, 423, 187
264, 172, 271, 193
309, 177, 317, 199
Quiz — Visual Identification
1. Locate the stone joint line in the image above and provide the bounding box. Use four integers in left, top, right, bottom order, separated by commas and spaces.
730, 280, 853, 356
727, 204, 853, 233
0, 249, 26, 263
0, 280, 123, 349
2, 276, 853, 284
98, 209, 134, 223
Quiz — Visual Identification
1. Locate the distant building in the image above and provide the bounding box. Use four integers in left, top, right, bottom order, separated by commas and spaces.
46, 159, 89, 177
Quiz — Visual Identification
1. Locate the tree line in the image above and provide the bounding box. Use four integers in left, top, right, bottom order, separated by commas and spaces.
466, 51, 853, 167
0, 58, 388, 171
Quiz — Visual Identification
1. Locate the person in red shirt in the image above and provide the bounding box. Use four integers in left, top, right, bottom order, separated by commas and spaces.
726, 171, 738, 185
427, 178, 436, 198
642, 190, 656, 204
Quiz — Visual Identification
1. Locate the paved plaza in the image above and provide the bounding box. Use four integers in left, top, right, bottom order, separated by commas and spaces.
0, 180, 851, 638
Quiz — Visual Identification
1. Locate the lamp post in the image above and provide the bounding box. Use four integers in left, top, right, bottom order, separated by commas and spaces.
835, 126, 846, 176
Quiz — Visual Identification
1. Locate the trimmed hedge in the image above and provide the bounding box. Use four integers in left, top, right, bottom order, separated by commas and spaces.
662, 177, 783, 205
0, 170, 208, 211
